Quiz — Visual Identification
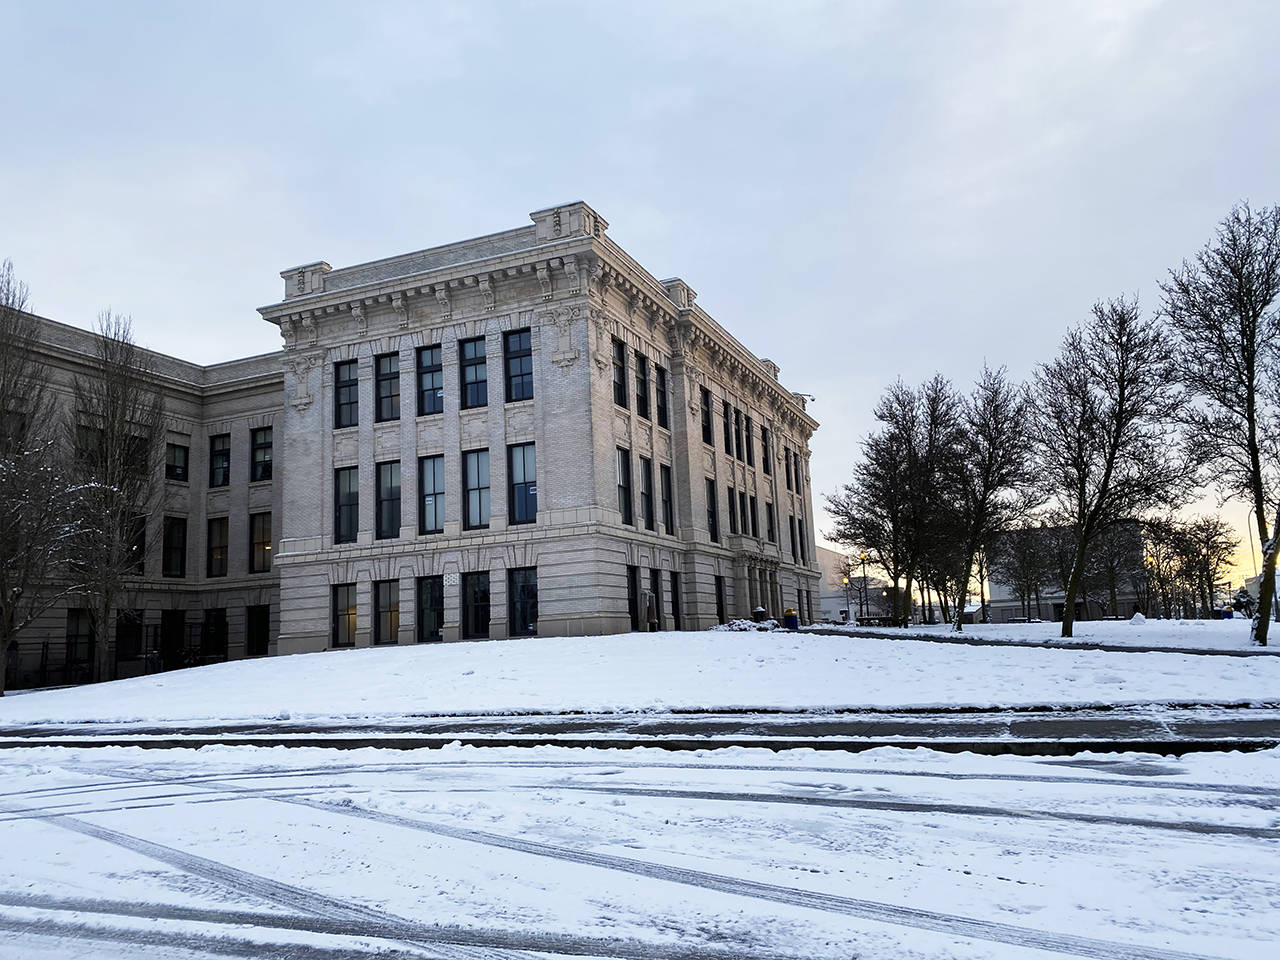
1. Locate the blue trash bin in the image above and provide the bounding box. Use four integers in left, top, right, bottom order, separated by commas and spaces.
782, 608, 799, 630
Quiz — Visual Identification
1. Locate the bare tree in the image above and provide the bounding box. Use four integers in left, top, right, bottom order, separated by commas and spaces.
65, 312, 164, 682
948, 366, 1034, 632
1029, 297, 1192, 637
989, 523, 1056, 621
1161, 202, 1280, 645
0, 261, 81, 695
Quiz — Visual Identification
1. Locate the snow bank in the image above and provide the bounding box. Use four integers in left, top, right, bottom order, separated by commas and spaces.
1, 629, 1277, 726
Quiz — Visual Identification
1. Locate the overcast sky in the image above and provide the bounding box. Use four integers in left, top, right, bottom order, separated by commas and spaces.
2, 0, 1277, 574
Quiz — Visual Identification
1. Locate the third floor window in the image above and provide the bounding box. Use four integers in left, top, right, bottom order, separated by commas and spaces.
251, 427, 272, 482
460, 337, 487, 409
334, 360, 358, 428
209, 434, 230, 488
504, 329, 533, 402
375, 353, 400, 422
417, 345, 444, 415
612, 339, 628, 408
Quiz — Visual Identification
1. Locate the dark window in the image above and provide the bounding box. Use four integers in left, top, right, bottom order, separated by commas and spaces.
705, 478, 719, 543
509, 567, 538, 637
749, 495, 759, 539
789, 514, 798, 563
722, 400, 732, 453
460, 337, 488, 409
739, 491, 750, 538
417, 345, 444, 416
806, 588, 814, 624
627, 564, 640, 631
207, 517, 228, 578
162, 516, 186, 578
332, 583, 356, 647
700, 387, 713, 444
762, 427, 772, 475
634, 351, 650, 419
65, 609, 94, 672
767, 502, 776, 543
209, 434, 230, 488
246, 605, 270, 656
165, 443, 188, 482
462, 572, 490, 639
794, 451, 803, 493
649, 568, 664, 630
251, 427, 272, 482
463, 449, 490, 529
334, 466, 358, 544
508, 443, 537, 525
115, 610, 143, 662
504, 329, 533, 402
727, 485, 738, 535
655, 366, 669, 429
734, 409, 744, 461
416, 576, 444, 642
616, 447, 632, 525
785, 446, 793, 490
799, 517, 808, 564
714, 575, 726, 625
745, 416, 754, 466
660, 464, 674, 535
612, 339, 628, 407
375, 353, 400, 422
334, 360, 358, 428
639, 456, 654, 531
418, 455, 445, 534
128, 514, 146, 575
202, 608, 228, 660
376, 461, 401, 540
373, 580, 399, 645
250, 511, 272, 573
669, 572, 682, 629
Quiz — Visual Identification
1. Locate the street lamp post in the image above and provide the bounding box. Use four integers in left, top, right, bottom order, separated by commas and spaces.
841, 577, 851, 623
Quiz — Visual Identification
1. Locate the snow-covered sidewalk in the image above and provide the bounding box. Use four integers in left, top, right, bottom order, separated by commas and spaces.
1, 743, 1276, 959
2, 629, 1278, 728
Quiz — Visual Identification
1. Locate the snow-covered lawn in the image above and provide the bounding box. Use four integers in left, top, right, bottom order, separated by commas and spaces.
804, 615, 1270, 651
1, 743, 1276, 959
1, 629, 1278, 727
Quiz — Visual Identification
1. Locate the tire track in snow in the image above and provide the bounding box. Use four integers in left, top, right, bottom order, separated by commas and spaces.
0, 891, 816, 960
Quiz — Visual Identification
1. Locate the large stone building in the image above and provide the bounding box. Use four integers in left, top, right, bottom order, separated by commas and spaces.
6, 202, 820, 687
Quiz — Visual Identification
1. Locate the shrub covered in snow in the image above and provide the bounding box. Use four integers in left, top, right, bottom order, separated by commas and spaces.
709, 618, 781, 632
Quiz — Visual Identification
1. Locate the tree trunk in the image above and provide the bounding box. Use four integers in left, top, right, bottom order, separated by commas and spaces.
1060, 532, 1089, 638
1252, 504, 1279, 646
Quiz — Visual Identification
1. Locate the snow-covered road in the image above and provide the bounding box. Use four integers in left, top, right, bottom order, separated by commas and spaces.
2, 744, 1276, 959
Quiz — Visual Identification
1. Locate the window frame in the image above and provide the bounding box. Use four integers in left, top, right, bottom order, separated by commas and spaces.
416, 575, 444, 642
508, 566, 538, 637
761, 427, 772, 475
745, 416, 754, 467
461, 571, 491, 640
334, 360, 358, 429
507, 442, 537, 526
612, 338, 628, 408
375, 460, 401, 540
249, 511, 272, 574
462, 448, 491, 530
705, 478, 719, 543
162, 516, 187, 578
638, 456, 654, 531
634, 351, 650, 419
373, 579, 400, 645
332, 583, 356, 648
700, 387, 713, 445
416, 345, 444, 416
659, 463, 674, 535
246, 604, 270, 657
250, 427, 273, 482
333, 466, 359, 544
165, 443, 188, 482
460, 337, 488, 409
206, 516, 228, 578
418, 454, 445, 535
655, 365, 669, 429
208, 434, 230, 488
374, 352, 400, 422
503, 328, 533, 403
734, 408, 744, 461
722, 400, 732, 454
616, 447, 633, 525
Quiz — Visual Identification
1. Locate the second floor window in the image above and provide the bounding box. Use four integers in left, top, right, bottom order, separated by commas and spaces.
785, 446, 793, 490
334, 360, 358, 428
508, 442, 537, 525
705, 478, 719, 543
375, 353, 400, 422
504, 329, 533, 402
722, 400, 732, 454
734, 409, 744, 461
250, 511, 272, 573
634, 352, 649, 419
165, 443, 188, 482
749, 495, 759, 539
745, 416, 754, 467
463, 448, 490, 529
762, 427, 772, 475
616, 447, 632, 525
727, 485, 738, 535
163, 516, 186, 578
251, 427, 272, 482
655, 366, 669, 429
639, 456, 654, 531
700, 387, 713, 444
418, 454, 445, 534
334, 466, 358, 544
660, 463, 674, 534
612, 339, 628, 407
376, 461, 400, 540
207, 516, 228, 578
460, 337, 487, 409
209, 434, 230, 488
767, 502, 776, 543
417, 345, 444, 415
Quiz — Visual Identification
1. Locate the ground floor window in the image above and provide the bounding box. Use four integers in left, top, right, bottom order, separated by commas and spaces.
649, 568, 663, 630
670, 572, 682, 630
509, 567, 538, 637
65, 609, 94, 676
203, 608, 228, 660
626, 564, 640, 631
416, 576, 444, 642
246, 605, 270, 657
160, 609, 186, 671
714, 575, 726, 625
462, 572, 490, 639
374, 580, 399, 645
115, 610, 143, 663
805, 589, 814, 624
332, 583, 356, 648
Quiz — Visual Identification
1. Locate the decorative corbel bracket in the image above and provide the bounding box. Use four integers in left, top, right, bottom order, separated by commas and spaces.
392, 292, 408, 328
434, 284, 451, 319
479, 275, 495, 311
350, 303, 367, 336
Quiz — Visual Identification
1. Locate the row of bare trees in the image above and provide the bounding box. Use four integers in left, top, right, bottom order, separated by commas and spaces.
0, 259, 163, 694
827, 201, 1280, 645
